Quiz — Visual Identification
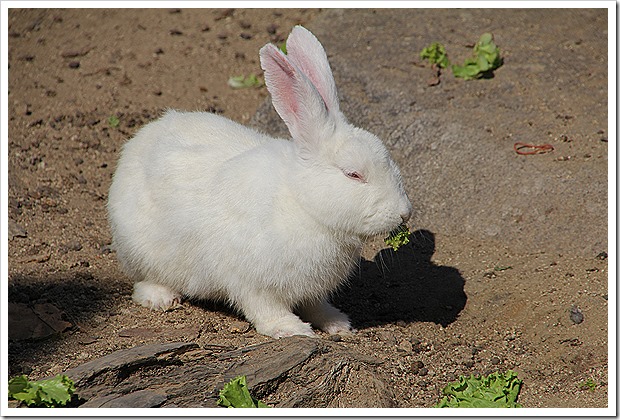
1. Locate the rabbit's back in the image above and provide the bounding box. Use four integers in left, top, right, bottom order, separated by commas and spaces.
125, 110, 271, 169
107, 110, 276, 285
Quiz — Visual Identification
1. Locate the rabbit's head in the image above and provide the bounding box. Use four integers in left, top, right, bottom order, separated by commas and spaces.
260, 26, 412, 238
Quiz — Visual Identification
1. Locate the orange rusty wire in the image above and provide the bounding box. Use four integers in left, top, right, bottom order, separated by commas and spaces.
513, 142, 554, 155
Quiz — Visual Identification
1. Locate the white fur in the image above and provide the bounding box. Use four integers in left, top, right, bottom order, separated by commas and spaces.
107, 26, 412, 338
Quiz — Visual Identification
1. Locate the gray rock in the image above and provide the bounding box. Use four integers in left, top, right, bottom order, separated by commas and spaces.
8, 219, 27, 240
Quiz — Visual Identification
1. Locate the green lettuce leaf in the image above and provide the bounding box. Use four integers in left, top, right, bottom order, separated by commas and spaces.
217, 375, 268, 408
435, 370, 523, 408
420, 42, 450, 68
227, 74, 264, 89
452, 32, 503, 80
8, 375, 75, 407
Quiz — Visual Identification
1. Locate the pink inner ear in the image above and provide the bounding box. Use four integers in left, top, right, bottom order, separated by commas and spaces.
260, 42, 330, 145
261, 45, 302, 124
285, 27, 339, 114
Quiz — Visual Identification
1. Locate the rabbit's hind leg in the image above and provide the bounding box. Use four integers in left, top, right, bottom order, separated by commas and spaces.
132, 281, 182, 311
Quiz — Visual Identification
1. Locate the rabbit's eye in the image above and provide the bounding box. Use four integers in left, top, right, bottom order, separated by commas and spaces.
344, 170, 366, 183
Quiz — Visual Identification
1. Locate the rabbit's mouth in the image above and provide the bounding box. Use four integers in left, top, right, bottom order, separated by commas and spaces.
355, 222, 410, 243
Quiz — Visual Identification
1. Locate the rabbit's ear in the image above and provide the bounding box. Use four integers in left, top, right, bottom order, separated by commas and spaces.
285, 26, 340, 114
260, 43, 334, 150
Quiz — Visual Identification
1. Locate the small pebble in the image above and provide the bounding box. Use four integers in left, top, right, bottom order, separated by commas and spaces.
64, 240, 82, 251
68, 61, 80, 68
418, 367, 428, 376
8, 220, 27, 240
214, 8, 234, 21
411, 360, 424, 374
328, 334, 342, 342
266, 23, 278, 34
79, 336, 99, 345
569, 305, 584, 324
376, 331, 395, 344
490, 356, 501, 365
397, 340, 412, 353
228, 320, 250, 333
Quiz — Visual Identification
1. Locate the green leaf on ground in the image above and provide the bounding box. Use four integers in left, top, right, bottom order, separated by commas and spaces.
217, 375, 269, 408
420, 42, 450, 68
227, 74, 264, 89
108, 115, 120, 127
8, 375, 76, 407
578, 378, 597, 391
435, 370, 523, 408
452, 32, 503, 80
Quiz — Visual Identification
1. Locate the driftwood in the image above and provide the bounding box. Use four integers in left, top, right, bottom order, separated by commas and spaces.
61, 337, 395, 408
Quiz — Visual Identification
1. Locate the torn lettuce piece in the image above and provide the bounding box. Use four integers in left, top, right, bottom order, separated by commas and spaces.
384, 224, 411, 251
217, 375, 268, 408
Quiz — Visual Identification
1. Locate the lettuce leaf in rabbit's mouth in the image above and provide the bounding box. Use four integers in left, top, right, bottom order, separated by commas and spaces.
384, 224, 411, 251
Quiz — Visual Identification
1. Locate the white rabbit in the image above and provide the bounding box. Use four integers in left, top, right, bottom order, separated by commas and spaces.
107, 26, 412, 339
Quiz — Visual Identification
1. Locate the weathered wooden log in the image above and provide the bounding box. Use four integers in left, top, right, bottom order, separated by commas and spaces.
58, 337, 395, 408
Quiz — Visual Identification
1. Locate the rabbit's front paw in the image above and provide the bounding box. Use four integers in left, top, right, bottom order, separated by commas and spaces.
255, 317, 316, 339
132, 281, 182, 311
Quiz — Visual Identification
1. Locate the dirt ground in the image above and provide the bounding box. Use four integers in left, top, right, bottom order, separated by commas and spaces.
6, 8, 609, 409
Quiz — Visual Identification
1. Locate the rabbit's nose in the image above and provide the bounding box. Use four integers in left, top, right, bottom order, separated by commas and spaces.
400, 200, 413, 223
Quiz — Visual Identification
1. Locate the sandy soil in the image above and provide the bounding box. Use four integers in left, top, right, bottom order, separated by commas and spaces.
6, 8, 609, 409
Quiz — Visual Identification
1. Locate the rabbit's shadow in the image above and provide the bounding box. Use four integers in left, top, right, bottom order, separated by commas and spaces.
334, 229, 467, 328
